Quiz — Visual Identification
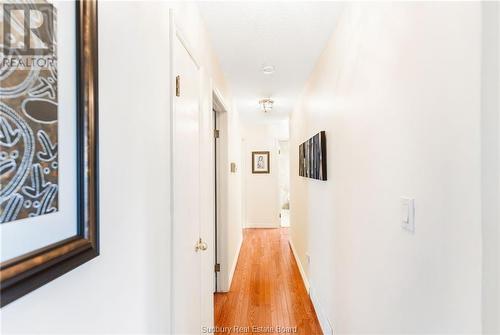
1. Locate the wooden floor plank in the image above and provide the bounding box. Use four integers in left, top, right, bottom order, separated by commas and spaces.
214, 228, 323, 335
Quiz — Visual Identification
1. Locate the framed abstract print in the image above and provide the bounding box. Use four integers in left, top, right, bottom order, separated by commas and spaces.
0, 0, 99, 306
299, 131, 327, 181
252, 151, 270, 174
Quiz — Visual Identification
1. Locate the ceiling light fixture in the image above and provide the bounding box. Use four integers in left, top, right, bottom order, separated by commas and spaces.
259, 98, 274, 113
262, 65, 275, 75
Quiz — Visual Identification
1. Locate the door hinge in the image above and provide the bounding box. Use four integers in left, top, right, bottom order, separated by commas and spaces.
214, 129, 220, 138
214, 263, 221, 272
175, 75, 180, 97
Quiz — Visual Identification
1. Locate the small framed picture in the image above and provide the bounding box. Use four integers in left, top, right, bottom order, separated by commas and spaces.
252, 151, 270, 174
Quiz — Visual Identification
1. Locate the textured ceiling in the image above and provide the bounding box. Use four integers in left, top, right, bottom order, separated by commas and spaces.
198, 1, 344, 123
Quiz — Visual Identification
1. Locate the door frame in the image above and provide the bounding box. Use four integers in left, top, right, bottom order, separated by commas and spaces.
211, 86, 230, 292
278, 140, 290, 227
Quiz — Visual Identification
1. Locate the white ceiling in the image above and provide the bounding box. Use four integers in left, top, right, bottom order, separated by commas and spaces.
198, 1, 344, 123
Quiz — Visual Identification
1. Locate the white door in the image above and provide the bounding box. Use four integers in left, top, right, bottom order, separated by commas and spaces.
172, 32, 204, 334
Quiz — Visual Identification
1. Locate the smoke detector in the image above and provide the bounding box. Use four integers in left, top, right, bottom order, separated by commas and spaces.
262, 65, 275, 75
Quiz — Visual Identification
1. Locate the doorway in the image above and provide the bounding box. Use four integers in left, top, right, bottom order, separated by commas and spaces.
278, 140, 290, 227
212, 90, 229, 293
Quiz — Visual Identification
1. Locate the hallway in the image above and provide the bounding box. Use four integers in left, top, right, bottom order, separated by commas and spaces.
0, 1, 499, 334
215, 229, 322, 334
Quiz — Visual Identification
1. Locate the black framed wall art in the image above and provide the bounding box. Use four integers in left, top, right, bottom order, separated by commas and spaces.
299, 131, 327, 181
0, 0, 99, 306
252, 151, 270, 174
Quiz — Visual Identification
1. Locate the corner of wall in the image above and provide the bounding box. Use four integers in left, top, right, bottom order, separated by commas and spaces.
227, 235, 243, 291
309, 286, 334, 335
288, 238, 334, 335
288, 238, 310, 291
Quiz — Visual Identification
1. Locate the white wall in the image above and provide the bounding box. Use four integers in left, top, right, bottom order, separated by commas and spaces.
498, 3, 500, 325
290, 3, 484, 334
482, 2, 500, 334
2, 2, 172, 333
1, 1, 240, 333
278, 140, 290, 209
242, 121, 288, 228
223, 105, 243, 290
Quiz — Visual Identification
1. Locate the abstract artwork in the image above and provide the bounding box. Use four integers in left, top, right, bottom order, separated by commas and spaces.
0, 1, 99, 307
0, 3, 58, 223
299, 131, 327, 181
252, 151, 270, 174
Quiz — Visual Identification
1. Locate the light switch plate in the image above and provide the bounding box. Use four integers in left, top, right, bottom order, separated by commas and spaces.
401, 197, 415, 233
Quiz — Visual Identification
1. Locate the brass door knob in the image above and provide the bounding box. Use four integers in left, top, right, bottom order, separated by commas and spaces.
195, 238, 208, 252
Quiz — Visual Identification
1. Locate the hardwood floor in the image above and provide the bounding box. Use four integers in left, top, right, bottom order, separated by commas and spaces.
214, 228, 323, 334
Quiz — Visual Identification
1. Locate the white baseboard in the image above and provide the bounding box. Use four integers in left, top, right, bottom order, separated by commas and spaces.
288, 239, 310, 292
309, 286, 334, 335
288, 239, 333, 335
245, 222, 280, 229
226, 237, 242, 291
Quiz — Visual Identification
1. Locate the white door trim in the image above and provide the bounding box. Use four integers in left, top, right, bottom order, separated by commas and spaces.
211, 83, 231, 292
168, 12, 175, 333
213, 86, 230, 114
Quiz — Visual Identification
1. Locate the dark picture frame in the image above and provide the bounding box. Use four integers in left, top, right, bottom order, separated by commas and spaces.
0, 0, 99, 307
299, 131, 327, 181
252, 151, 270, 174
